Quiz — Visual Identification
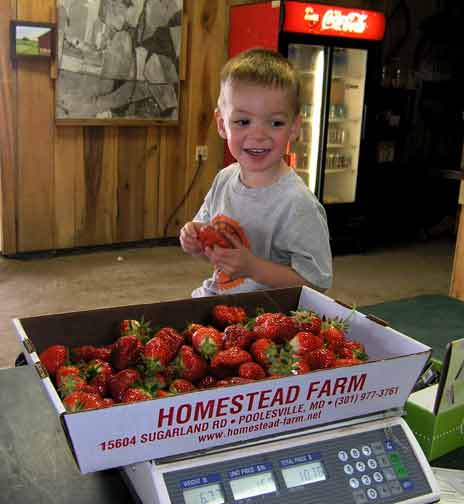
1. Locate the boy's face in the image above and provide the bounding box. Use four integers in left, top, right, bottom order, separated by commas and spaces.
216, 81, 301, 181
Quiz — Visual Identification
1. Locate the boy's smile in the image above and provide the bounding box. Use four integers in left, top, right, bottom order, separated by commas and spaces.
216, 82, 301, 187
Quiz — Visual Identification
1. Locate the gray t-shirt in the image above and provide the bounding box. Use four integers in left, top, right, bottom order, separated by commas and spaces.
192, 163, 332, 297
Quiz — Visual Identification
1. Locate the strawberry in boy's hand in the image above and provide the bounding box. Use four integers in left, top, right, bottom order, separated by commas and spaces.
198, 224, 232, 251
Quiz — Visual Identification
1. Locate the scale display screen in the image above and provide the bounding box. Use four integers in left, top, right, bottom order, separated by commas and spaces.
229, 471, 277, 500
182, 483, 224, 504
281, 460, 327, 488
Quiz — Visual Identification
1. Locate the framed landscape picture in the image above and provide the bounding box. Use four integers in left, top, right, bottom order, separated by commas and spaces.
10, 20, 55, 61
55, 0, 183, 125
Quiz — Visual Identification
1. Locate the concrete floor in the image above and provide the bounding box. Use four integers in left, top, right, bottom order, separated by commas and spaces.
0, 237, 455, 369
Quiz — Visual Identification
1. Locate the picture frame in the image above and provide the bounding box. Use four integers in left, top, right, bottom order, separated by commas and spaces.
55, 0, 184, 126
10, 20, 55, 61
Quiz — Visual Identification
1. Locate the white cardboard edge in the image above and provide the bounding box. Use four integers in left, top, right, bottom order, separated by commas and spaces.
12, 318, 66, 415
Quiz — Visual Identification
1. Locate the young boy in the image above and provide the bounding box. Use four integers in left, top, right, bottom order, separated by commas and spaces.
180, 48, 332, 297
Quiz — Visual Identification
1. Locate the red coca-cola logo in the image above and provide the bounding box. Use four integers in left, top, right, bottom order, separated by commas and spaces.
284, 2, 385, 41
321, 9, 368, 34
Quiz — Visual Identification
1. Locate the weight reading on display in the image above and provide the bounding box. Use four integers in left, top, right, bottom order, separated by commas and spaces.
281, 461, 327, 488
229, 472, 277, 500
183, 483, 225, 504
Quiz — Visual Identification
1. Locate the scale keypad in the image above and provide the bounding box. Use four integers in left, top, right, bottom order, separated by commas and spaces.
339, 439, 414, 502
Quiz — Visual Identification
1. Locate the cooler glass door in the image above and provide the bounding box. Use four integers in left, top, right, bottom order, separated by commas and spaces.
323, 47, 367, 204
287, 44, 325, 194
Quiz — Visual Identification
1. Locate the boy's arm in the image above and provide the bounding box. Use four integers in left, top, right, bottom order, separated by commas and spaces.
205, 234, 328, 292
246, 255, 325, 292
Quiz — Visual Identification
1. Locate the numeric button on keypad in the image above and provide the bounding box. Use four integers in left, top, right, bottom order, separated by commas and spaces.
367, 488, 378, 500
349, 478, 360, 489
356, 461, 366, 472
338, 451, 349, 462
344, 464, 354, 475
361, 475, 372, 486
350, 448, 361, 459
373, 472, 384, 483
362, 445, 372, 456
367, 459, 378, 470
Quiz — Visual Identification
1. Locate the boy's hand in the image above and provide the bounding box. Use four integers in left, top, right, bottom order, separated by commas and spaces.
205, 232, 255, 279
180, 221, 203, 256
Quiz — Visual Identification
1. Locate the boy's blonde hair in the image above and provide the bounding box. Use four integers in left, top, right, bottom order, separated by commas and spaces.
218, 48, 301, 115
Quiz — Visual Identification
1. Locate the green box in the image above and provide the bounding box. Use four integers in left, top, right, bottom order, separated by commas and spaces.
405, 344, 464, 461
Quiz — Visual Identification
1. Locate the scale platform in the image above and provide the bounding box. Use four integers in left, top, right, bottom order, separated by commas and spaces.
122, 413, 440, 504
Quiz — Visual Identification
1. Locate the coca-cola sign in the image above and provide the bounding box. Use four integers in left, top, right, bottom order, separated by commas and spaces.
284, 2, 385, 41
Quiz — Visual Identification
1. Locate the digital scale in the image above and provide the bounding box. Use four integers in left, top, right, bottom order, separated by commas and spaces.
122, 411, 441, 504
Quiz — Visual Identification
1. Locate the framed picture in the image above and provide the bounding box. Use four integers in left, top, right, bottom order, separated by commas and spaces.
10, 20, 55, 61
55, 0, 184, 126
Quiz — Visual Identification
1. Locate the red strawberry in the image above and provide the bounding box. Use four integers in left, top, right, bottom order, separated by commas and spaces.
336, 340, 368, 360
169, 379, 196, 394
223, 324, 254, 350
250, 338, 278, 368
84, 359, 114, 396
72, 344, 114, 363
290, 309, 322, 335
63, 391, 104, 412
192, 326, 223, 359
175, 345, 208, 382
119, 318, 151, 342
58, 374, 87, 398
182, 323, 207, 344
153, 327, 184, 361
121, 387, 153, 403
142, 337, 171, 375
196, 375, 218, 389
334, 358, 364, 368
39, 345, 68, 377
307, 348, 337, 370
321, 320, 346, 348
111, 335, 143, 370
198, 224, 232, 251
91, 345, 114, 362
155, 389, 173, 398
253, 312, 299, 342
210, 347, 252, 370
143, 372, 168, 393
55, 365, 81, 388
238, 362, 266, 380
288, 331, 324, 355
212, 305, 247, 328
268, 347, 311, 377
71, 345, 97, 363
101, 397, 115, 408
108, 368, 140, 402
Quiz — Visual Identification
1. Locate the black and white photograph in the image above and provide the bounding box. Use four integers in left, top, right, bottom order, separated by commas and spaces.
55, 0, 183, 123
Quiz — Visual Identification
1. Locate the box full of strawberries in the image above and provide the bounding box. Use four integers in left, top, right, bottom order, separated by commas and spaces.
14, 286, 431, 474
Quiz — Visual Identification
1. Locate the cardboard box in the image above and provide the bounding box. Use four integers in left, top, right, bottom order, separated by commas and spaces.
405, 339, 464, 461
14, 286, 431, 474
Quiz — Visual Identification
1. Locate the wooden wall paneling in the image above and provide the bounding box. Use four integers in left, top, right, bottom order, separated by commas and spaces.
116, 127, 148, 243
54, 127, 84, 249
182, 0, 227, 223
16, 0, 56, 252
0, 0, 17, 254
76, 127, 118, 246
450, 207, 464, 301
158, 125, 185, 237
143, 127, 161, 239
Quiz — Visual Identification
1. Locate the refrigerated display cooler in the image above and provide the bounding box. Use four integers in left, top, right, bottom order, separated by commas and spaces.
228, 1, 386, 252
